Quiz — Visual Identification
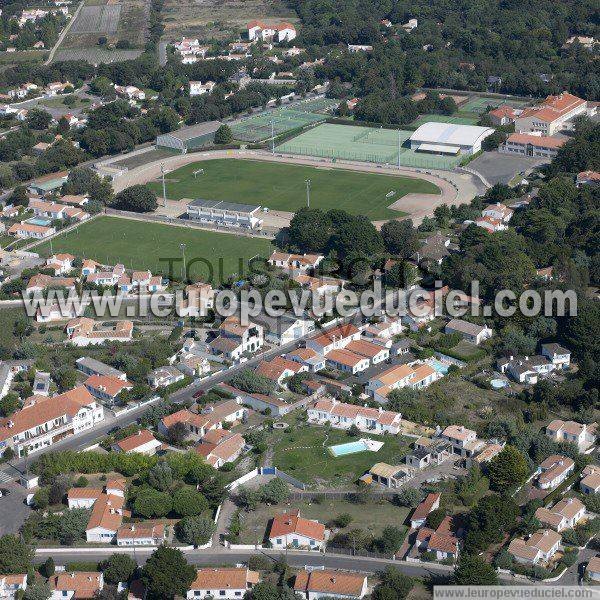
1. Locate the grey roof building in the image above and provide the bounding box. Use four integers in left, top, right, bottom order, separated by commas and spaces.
156, 121, 221, 153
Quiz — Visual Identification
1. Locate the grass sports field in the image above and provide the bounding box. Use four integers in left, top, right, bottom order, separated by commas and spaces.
277, 123, 463, 170
148, 159, 440, 220
32, 216, 272, 283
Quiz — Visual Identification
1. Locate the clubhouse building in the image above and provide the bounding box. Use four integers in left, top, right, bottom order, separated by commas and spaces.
186, 199, 263, 229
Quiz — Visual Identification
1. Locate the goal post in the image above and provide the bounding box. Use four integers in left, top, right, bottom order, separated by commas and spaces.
193, 168, 204, 178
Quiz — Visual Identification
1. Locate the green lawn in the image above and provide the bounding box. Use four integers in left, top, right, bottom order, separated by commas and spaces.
31, 216, 272, 283
148, 159, 440, 220
271, 419, 411, 488
236, 497, 410, 544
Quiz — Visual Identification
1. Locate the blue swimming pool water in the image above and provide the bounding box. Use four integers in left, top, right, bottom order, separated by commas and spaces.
427, 358, 449, 374
329, 440, 369, 457
26, 218, 51, 226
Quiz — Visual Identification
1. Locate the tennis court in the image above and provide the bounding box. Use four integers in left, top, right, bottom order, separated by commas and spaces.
231, 99, 338, 143
409, 113, 479, 128
277, 123, 463, 170
460, 96, 530, 114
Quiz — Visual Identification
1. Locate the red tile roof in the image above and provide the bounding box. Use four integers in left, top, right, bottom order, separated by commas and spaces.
269, 510, 326, 541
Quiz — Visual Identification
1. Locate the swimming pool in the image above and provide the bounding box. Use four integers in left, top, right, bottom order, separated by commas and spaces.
26, 218, 51, 226
427, 358, 450, 374
328, 438, 384, 457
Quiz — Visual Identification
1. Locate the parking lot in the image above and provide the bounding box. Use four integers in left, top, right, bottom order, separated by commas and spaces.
0, 481, 31, 536
469, 150, 548, 185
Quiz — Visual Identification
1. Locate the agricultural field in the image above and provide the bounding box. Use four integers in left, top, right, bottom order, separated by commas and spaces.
31, 216, 272, 283
269, 417, 412, 488
277, 123, 464, 170
235, 497, 410, 545
162, 0, 297, 41
147, 159, 439, 220
54, 0, 147, 63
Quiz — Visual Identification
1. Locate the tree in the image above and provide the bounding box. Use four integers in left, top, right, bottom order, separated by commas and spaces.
375, 526, 406, 554
167, 422, 187, 446
214, 125, 233, 144
141, 546, 196, 600
133, 488, 172, 518
488, 445, 530, 491
434, 204, 451, 227
453, 555, 498, 585
394, 488, 422, 508
57, 508, 90, 544
148, 461, 173, 491
425, 509, 447, 530
113, 185, 158, 212
100, 553, 137, 584
260, 478, 289, 504
0, 535, 33, 574
0, 392, 20, 417
229, 369, 275, 395
23, 580, 51, 600
374, 567, 413, 600
172, 486, 209, 517
334, 513, 353, 528
175, 515, 215, 546
380, 219, 419, 258
26, 108, 53, 130
250, 582, 280, 600
39, 556, 55, 578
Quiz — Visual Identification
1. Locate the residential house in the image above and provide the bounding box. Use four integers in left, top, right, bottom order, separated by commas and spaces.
66, 318, 133, 346
286, 347, 326, 372
307, 398, 402, 435
0, 574, 27, 598
580, 465, 600, 495
406, 437, 452, 470
474, 215, 509, 233
253, 313, 315, 347
411, 232, 452, 266
177, 282, 214, 317
414, 515, 460, 561
247, 21, 296, 42
147, 366, 185, 388
67, 487, 102, 509
497, 352, 559, 385
190, 81, 216, 96
187, 568, 259, 600
117, 522, 166, 547
8, 222, 55, 239
362, 318, 403, 341
209, 316, 264, 361
366, 362, 439, 403
366, 462, 411, 489
45, 252, 75, 275
537, 455, 575, 490
441, 425, 483, 457
508, 530, 561, 565
196, 430, 245, 468
50, 572, 104, 599
325, 348, 370, 374
112, 429, 162, 455
482, 202, 514, 223
0, 387, 104, 458
444, 319, 493, 345
25, 273, 76, 295
535, 497, 586, 532
294, 569, 367, 600
576, 171, 600, 187
546, 419, 595, 451
306, 324, 362, 355
75, 357, 126, 380
268, 251, 324, 273
345, 339, 390, 364
114, 85, 145, 101
224, 388, 295, 417
85, 492, 128, 543
541, 343, 571, 370
255, 356, 308, 387
268, 509, 327, 550
348, 44, 373, 52
410, 493, 441, 528
84, 374, 133, 404
587, 556, 600, 582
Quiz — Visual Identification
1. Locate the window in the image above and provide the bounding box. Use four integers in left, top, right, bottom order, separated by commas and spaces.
220, 592, 226, 596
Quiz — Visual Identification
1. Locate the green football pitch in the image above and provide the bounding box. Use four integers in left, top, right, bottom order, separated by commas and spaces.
32, 216, 272, 283
147, 159, 440, 220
